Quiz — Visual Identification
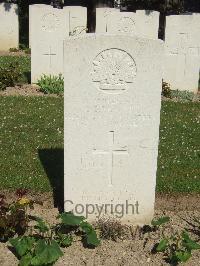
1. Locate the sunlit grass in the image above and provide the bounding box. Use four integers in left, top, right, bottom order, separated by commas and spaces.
0, 97, 199, 194
157, 101, 200, 193
0, 96, 63, 191
0, 55, 31, 84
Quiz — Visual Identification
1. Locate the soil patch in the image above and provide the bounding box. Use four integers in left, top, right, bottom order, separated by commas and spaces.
156, 193, 200, 211
1, 190, 200, 212
162, 94, 200, 102
0, 84, 62, 97
1, 191, 200, 265
0, 51, 29, 57
0, 87, 198, 101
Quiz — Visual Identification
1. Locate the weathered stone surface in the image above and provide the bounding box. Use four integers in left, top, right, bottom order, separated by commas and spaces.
96, 7, 120, 33
64, 34, 163, 224
107, 11, 137, 34
96, 8, 159, 39
29, 4, 52, 49
136, 10, 159, 39
0, 2, 19, 51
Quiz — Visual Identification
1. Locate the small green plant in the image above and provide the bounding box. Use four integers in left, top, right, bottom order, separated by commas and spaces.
9, 47, 19, 52
37, 74, 64, 95
58, 212, 100, 247
151, 216, 170, 227
9, 236, 63, 266
0, 61, 22, 90
24, 48, 31, 55
162, 81, 172, 98
19, 44, 28, 51
171, 90, 195, 102
142, 216, 170, 234
155, 230, 200, 264
9, 212, 100, 266
0, 190, 33, 242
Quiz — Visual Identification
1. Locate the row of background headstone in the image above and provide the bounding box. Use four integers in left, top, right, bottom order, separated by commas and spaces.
2, 0, 200, 46
1, 1, 200, 48
0, 3, 199, 92
30, 5, 88, 82
0, 3, 159, 51
30, 5, 160, 82
30, 5, 200, 92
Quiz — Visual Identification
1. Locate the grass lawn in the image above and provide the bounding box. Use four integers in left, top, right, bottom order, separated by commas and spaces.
157, 101, 200, 193
0, 96, 63, 191
0, 96, 199, 194
0, 55, 31, 84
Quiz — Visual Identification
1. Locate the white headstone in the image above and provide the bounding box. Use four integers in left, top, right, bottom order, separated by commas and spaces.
136, 10, 159, 39
107, 12, 137, 34
0, 2, 19, 51
64, 34, 163, 224
97, 9, 159, 39
64, 6, 87, 36
164, 14, 200, 92
29, 4, 52, 48
96, 7, 120, 33
30, 5, 69, 83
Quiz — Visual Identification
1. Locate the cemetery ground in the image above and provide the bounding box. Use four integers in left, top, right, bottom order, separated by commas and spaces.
0, 55, 200, 265
0, 53, 30, 84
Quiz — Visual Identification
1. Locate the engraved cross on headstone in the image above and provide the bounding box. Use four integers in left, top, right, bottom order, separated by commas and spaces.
93, 131, 128, 187
179, 33, 188, 77
169, 33, 189, 77
43, 46, 56, 69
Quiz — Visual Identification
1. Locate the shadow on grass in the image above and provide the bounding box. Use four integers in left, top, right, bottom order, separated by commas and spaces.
198, 70, 200, 91
38, 148, 64, 212
24, 71, 31, 84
